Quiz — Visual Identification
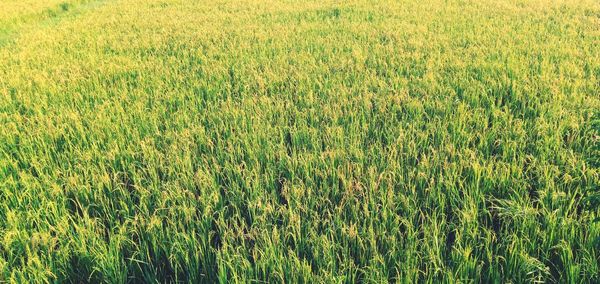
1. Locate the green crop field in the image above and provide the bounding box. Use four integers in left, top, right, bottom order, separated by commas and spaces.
0, 0, 599, 282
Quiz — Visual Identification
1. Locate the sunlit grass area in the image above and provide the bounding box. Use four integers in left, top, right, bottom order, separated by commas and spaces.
0, 0, 599, 282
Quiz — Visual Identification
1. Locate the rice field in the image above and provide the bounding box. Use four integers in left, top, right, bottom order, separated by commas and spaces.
0, 0, 599, 282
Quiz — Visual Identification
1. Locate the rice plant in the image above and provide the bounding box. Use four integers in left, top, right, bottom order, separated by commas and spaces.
0, 0, 598, 282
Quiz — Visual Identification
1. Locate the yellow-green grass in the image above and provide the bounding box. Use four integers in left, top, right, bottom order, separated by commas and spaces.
0, 0, 101, 47
0, 0, 599, 282
0, 0, 74, 20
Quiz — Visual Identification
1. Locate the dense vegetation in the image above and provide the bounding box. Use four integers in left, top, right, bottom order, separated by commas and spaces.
1, 0, 599, 282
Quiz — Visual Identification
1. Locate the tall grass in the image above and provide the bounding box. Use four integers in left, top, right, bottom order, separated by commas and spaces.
0, 0, 598, 282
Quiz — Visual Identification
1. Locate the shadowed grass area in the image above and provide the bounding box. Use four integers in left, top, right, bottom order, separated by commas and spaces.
0, 0, 599, 282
